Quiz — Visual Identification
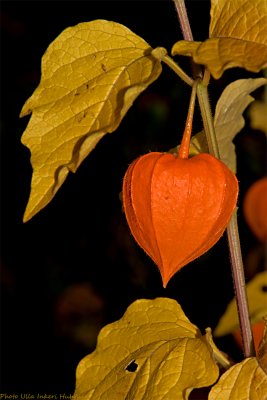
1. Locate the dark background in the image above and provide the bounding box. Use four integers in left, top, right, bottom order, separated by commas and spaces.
1, 0, 266, 395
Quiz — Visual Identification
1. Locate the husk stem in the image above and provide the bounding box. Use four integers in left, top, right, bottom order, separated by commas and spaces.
178, 79, 199, 159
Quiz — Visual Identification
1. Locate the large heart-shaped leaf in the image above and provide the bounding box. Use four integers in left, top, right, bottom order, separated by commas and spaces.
74, 298, 219, 400
20, 20, 163, 221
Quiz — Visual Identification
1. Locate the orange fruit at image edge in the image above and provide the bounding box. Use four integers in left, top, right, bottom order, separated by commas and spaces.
243, 177, 267, 242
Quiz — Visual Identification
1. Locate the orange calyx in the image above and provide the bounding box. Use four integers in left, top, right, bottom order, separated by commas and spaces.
123, 152, 238, 287
123, 79, 238, 287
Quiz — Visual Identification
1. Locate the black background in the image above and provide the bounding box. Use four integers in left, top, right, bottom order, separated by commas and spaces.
1, 0, 266, 395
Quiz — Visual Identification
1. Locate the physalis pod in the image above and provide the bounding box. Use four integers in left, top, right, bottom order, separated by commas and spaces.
123, 81, 238, 287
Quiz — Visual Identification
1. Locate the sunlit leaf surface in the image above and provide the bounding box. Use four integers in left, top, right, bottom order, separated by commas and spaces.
209, 357, 267, 400
20, 20, 163, 221
74, 298, 219, 400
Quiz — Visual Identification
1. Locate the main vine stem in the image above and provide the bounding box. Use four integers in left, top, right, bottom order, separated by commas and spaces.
173, 0, 255, 358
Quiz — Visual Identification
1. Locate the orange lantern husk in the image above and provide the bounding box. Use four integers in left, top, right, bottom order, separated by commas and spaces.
123, 81, 238, 287
123, 151, 238, 287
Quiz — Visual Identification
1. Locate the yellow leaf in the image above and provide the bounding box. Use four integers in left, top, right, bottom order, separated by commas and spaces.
20, 20, 163, 222
249, 99, 267, 135
172, 0, 267, 78
208, 357, 267, 400
189, 130, 209, 155
214, 271, 267, 337
74, 298, 219, 400
214, 78, 267, 172
248, 69, 267, 135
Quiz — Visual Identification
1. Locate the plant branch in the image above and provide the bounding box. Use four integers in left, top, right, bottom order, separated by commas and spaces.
173, 0, 255, 357
197, 81, 255, 358
227, 214, 256, 357
172, 0, 202, 79
172, 0, 193, 41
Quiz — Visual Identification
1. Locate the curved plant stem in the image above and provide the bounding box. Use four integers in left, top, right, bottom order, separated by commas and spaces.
162, 54, 193, 86
205, 328, 232, 370
173, 0, 255, 357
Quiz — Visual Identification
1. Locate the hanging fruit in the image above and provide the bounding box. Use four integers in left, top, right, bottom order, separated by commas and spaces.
243, 177, 267, 243
123, 81, 239, 287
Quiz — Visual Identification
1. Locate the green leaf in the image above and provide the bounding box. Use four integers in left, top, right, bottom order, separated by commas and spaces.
172, 0, 267, 78
74, 298, 219, 400
20, 20, 164, 221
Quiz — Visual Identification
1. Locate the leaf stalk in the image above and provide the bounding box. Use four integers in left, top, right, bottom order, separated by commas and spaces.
162, 54, 193, 86
197, 83, 220, 158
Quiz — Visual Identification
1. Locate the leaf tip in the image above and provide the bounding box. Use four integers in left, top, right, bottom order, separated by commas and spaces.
22, 214, 30, 223
19, 100, 32, 118
22, 195, 43, 223
22, 208, 34, 223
